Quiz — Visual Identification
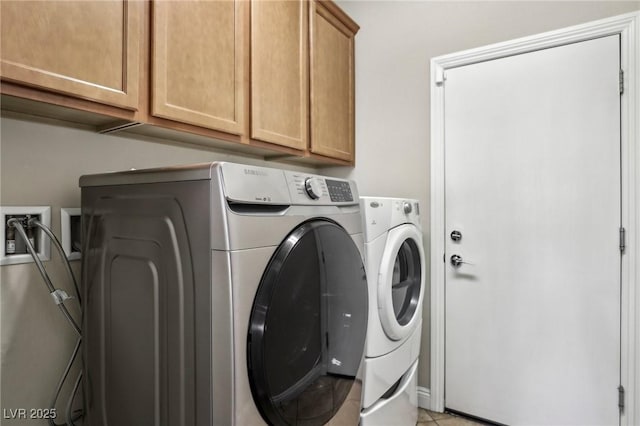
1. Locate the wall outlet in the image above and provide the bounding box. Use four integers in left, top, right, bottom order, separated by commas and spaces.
61, 208, 81, 261
0, 206, 51, 266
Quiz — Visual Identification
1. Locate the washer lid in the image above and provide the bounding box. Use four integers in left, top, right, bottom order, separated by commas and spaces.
378, 224, 425, 341
247, 219, 368, 425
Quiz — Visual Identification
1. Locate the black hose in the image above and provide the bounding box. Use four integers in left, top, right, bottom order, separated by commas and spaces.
65, 371, 83, 426
8, 218, 84, 425
48, 338, 81, 426
30, 219, 81, 304
8, 220, 81, 336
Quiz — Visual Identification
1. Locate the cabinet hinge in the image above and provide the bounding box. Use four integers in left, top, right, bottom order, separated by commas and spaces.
618, 385, 625, 412
620, 69, 624, 95
620, 227, 626, 253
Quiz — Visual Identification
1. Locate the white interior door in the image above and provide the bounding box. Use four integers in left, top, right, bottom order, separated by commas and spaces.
444, 35, 621, 425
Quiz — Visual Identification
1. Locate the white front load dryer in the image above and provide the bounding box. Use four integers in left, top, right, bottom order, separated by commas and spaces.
359, 197, 425, 426
80, 162, 369, 426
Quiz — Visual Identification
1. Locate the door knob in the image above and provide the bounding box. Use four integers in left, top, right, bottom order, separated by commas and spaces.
450, 254, 473, 268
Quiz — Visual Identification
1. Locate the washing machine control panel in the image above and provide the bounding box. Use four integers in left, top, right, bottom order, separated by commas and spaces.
285, 172, 358, 205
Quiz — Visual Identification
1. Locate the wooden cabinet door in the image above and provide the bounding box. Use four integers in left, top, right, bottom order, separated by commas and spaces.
152, 0, 246, 134
1, 0, 142, 110
251, 0, 308, 150
310, 1, 358, 162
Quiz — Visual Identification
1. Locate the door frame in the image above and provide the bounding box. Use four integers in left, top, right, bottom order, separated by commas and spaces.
430, 11, 640, 424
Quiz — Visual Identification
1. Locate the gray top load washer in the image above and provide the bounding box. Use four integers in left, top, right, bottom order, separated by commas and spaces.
80, 162, 368, 426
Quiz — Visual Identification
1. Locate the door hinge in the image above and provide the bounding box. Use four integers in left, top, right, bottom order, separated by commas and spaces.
620, 227, 626, 253
435, 68, 446, 86
620, 69, 624, 95
618, 385, 625, 412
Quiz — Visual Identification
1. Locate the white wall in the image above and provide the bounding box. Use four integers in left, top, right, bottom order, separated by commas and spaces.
325, 0, 640, 393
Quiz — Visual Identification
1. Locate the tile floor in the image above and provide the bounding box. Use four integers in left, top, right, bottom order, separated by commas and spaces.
417, 408, 485, 426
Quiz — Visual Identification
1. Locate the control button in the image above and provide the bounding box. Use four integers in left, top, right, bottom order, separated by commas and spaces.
325, 179, 353, 202
304, 178, 323, 200
403, 202, 412, 214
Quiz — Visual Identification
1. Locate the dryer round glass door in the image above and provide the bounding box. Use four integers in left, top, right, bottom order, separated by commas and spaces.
247, 219, 368, 426
392, 238, 422, 325
378, 225, 425, 341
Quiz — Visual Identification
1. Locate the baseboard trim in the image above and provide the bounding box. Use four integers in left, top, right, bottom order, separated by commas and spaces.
417, 386, 431, 410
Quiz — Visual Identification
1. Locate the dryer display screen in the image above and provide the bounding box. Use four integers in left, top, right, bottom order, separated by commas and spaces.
326, 179, 353, 202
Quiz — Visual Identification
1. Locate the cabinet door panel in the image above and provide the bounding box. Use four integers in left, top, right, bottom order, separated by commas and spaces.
1, 0, 141, 110
152, 0, 245, 134
251, 0, 308, 150
310, 1, 356, 162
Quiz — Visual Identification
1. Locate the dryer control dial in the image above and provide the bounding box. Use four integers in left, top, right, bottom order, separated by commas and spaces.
304, 177, 323, 200
403, 201, 413, 214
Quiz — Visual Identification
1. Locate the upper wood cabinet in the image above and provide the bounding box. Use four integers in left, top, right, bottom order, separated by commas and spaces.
0, 0, 359, 165
151, 0, 246, 135
0, 0, 142, 110
310, 1, 358, 163
250, 0, 308, 150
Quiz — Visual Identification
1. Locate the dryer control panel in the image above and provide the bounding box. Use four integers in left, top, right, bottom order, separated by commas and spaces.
285, 172, 358, 205
326, 179, 354, 202
360, 197, 422, 242
218, 163, 358, 206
